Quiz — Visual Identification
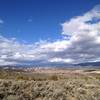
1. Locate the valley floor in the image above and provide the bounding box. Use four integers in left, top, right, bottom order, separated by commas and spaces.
0, 68, 100, 100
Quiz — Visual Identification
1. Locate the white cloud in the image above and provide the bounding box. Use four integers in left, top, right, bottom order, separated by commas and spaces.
62, 5, 100, 35
0, 5, 100, 65
60, 5, 100, 64
49, 58, 73, 63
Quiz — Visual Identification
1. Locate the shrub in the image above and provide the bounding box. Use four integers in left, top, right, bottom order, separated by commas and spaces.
48, 75, 58, 81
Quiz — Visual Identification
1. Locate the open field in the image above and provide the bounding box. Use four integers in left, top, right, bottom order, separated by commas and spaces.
0, 68, 100, 100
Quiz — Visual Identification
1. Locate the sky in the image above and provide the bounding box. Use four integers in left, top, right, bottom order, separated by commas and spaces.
0, 0, 100, 66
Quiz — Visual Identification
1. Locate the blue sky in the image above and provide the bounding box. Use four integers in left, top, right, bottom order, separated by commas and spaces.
0, 0, 100, 66
0, 0, 100, 43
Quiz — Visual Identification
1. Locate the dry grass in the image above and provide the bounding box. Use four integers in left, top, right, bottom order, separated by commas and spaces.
0, 69, 100, 100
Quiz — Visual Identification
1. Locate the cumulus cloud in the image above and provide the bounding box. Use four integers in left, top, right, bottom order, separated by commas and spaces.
60, 5, 100, 64
62, 5, 100, 35
0, 5, 100, 65
0, 36, 71, 65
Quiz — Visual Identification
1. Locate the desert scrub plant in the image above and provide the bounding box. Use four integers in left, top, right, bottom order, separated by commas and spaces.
48, 75, 58, 81
4, 95, 20, 100
15, 75, 30, 80
0, 71, 99, 100
77, 87, 87, 95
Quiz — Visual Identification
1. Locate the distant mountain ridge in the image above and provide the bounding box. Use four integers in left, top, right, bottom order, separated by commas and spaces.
76, 61, 100, 67
0, 61, 100, 69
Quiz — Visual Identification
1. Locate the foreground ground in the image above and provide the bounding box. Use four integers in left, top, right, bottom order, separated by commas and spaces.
0, 68, 100, 100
